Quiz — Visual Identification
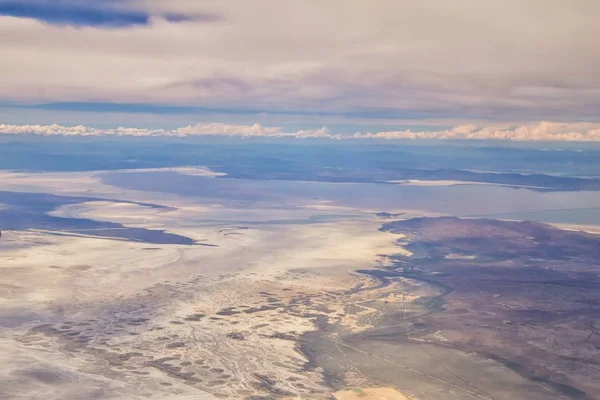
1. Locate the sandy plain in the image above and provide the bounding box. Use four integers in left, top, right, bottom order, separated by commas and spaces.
333, 387, 412, 399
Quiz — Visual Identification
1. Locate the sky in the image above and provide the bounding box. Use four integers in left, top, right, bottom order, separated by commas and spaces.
1, 0, 600, 140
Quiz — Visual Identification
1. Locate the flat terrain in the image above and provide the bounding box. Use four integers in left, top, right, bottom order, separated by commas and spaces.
372, 217, 600, 399
333, 387, 412, 399
1, 169, 600, 399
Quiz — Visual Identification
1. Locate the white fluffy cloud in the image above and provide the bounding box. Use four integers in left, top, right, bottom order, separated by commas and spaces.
175, 123, 283, 137
2, 121, 600, 141
353, 122, 600, 141
1, 0, 599, 123
0, 123, 166, 136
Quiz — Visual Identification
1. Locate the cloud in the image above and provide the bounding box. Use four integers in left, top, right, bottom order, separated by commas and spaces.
352, 122, 600, 141
0, 123, 166, 136
2, 121, 600, 142
176, 122, 283, 137
0, 0, 599, 123
294, 126, 332, 139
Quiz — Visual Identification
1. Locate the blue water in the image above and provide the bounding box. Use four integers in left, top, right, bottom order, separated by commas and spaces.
101, 171, 600, 224
0, 191, 196, 245
2, 136, 600, 228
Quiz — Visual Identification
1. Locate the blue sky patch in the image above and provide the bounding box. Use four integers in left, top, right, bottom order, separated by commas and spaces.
0, 0, 210, 27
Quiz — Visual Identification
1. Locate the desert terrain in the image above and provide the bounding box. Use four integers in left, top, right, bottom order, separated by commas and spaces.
1, 169, 599, 399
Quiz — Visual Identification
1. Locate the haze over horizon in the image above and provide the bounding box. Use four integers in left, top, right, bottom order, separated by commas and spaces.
1, 0, 599, 141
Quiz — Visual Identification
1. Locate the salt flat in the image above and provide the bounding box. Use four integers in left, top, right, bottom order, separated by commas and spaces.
0, 170, 413, 399
1, 169, 592, 399
388, 179, 549, 189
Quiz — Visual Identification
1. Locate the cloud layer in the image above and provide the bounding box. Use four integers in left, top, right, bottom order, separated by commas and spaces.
2, 121, 600, 142
1, 0, 599, 124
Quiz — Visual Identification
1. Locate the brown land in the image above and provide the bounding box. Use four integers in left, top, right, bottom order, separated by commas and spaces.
366, 217, 600, 399
333, 387, 413, 399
